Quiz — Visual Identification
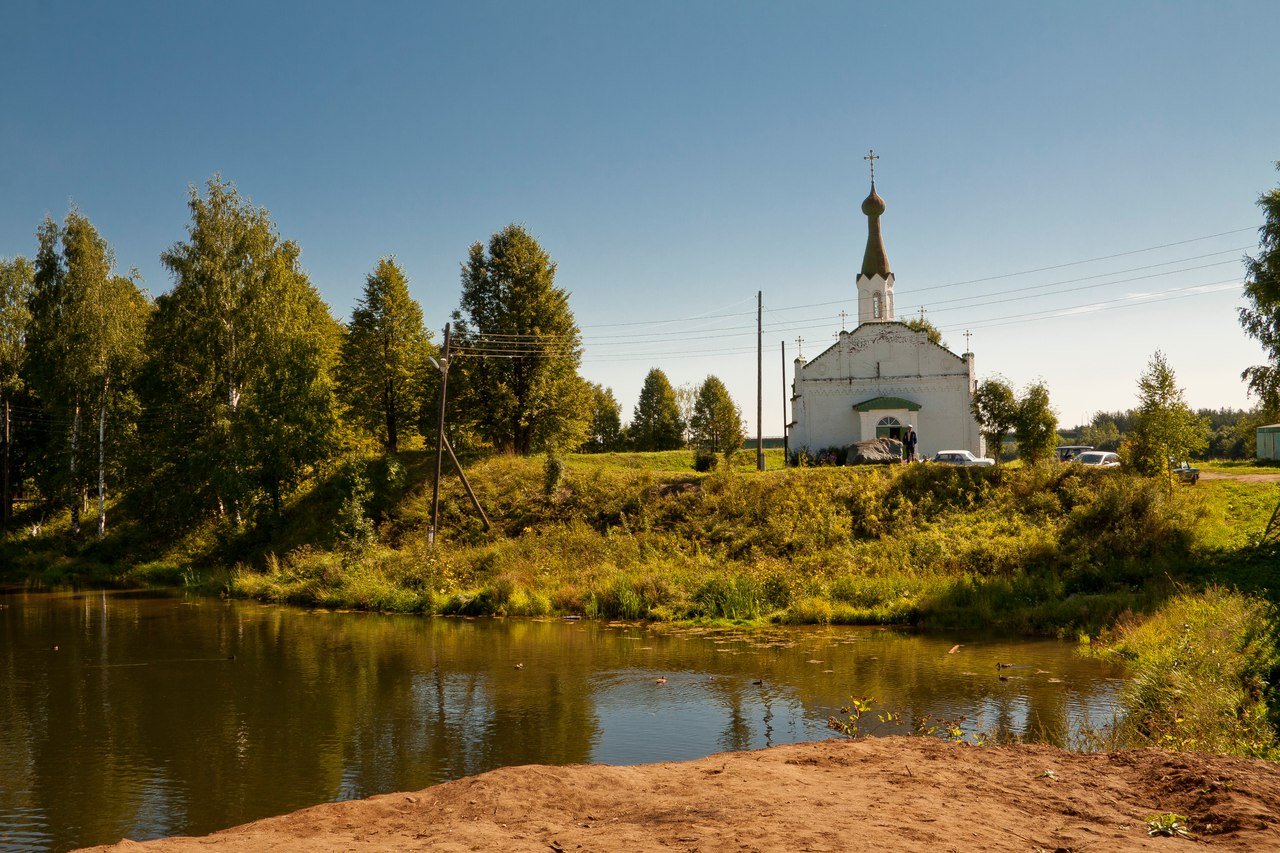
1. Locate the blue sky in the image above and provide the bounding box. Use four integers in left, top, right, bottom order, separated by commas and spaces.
2, 1, 1278, 433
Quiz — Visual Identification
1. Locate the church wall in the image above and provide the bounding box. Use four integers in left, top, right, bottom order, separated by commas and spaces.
790, 323, 985, 458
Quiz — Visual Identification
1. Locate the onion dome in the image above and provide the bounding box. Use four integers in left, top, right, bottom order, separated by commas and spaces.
860, 181, 891, 279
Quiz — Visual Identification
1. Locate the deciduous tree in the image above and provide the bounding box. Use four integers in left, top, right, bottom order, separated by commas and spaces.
580, 383, 622, 452
1240, 165, 1280, 415
970, 377, 1018, 463
0, 256, 33, 522
1014, 381, 1058, 464
1128, 351, 1209, 478
338, 258, 434, 453
689, 375, 744, 458
140, 177, 341, 525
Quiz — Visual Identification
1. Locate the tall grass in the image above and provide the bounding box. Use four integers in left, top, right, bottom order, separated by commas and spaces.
1096, 587, 1280, 758
221, 456, 1214, 631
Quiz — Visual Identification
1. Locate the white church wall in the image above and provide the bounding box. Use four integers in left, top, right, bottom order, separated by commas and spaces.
791, 323, 984, 458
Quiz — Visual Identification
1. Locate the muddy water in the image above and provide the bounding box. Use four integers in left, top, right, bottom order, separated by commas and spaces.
0, 590, 1125, 851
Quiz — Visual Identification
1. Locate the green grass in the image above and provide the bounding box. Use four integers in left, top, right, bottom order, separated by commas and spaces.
1095, 587, 1280, 758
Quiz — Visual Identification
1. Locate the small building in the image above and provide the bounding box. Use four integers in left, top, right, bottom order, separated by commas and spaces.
788, 175, 984, 459
1258, 424, 1280, 461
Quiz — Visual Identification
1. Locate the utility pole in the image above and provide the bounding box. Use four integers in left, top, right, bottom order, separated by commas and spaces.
757, 290, 764, 471
429, 323, 490, 545
780, 341, 789, 466
430, 322, 451, 545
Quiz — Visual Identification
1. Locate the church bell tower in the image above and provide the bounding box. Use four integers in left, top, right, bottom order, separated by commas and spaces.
856, 150, 895, 324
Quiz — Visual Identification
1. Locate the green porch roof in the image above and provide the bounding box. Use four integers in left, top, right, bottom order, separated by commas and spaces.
852, 395, 921, 412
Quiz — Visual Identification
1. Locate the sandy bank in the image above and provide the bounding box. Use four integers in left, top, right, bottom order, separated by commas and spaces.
85, 737, 1280, 852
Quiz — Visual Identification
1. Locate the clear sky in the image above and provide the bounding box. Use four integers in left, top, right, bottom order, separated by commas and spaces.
3, 1, 1278, 434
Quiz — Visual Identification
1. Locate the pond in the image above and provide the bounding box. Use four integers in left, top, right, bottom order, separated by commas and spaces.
0, 590, 1126, 851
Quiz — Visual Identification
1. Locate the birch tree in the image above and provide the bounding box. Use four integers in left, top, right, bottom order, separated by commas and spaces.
140, 177, 341, 525
0, 256, 33, 523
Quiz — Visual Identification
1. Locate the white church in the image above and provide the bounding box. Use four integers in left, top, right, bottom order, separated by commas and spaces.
789, 165, 985, 459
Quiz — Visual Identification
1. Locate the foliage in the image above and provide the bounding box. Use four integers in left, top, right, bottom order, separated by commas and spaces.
1098, 587, 1279, 758
451, 224, 588, 454
579, 382, 623, 452
1146, 814, 1192, 839
902, 316, 946, 347
0, 256, 32, 399
688, 375, 744, 458
630, 368, 684, 451
1240, 165, 1280, 412
1079, 418, 1121, 451
543, 452, 564, 497
692, 448, 718, 472
338, 257, 435, 452
1127, 351, 1210, 478
970, 377, 1018, 463
24, 211, 149, 535
1014, 381, 1058, 464
139, 176, 342, 526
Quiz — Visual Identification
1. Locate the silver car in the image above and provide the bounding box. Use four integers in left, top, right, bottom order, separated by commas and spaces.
931, 450, 996, 467
1076, 451, 1121, 468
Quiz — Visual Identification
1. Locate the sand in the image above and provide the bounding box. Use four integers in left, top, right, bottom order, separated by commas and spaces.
83, 736, 1280, 852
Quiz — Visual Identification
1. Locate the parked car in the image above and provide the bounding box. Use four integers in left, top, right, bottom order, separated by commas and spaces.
1172, 460, 1200, 484
1076, 451, 1121, 468
1055, 445, 1093, 462
931, 450, 996, 467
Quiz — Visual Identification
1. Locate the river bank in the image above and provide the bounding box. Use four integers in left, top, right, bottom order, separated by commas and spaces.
82, 736, 1280, 852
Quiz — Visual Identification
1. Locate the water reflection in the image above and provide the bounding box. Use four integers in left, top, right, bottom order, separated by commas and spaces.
0, 591, 1125, 851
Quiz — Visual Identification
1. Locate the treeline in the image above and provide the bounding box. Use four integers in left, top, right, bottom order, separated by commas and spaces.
1075, 406, 1266, 459
0, 177, 745, 538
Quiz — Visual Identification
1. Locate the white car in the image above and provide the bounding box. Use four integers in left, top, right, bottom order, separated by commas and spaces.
931, 450, 995, 467
1076, 451, 1121, 468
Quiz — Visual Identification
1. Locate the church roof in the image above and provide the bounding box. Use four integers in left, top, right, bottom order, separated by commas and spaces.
859, 181, 891, 279
852, 395, 921, 412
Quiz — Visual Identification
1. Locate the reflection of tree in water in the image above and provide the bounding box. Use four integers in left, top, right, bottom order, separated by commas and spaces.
0, 595, 1124, 852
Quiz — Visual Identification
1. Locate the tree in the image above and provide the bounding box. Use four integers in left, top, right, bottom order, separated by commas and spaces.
140, 176, 341, 525
338, 258, 435, 453
580, 383, 622, 452
1128, 351, 1210, 478
1080, 418, 1121, 452
25, 211, 143, 535
689, 375, 744, 458
1240, 165, 1280, 415
0, 256, 33, 523
903, 316, 946, 347
451, 225, 586, 454
970, 377, 1018, 464
630, 368, 684, 451
1014, 381, 1058, 464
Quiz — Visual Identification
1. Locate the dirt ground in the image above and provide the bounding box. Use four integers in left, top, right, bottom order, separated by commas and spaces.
1199, 470, 1280, 482
85, 737, 1280, 852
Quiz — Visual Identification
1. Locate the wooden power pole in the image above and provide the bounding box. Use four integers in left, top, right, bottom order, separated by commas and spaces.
429, 322, 490, 545
757, 290, 764, 471
781, 340, 788, 466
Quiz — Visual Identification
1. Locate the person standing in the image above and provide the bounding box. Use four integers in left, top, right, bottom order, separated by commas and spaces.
904, 424, 918, 463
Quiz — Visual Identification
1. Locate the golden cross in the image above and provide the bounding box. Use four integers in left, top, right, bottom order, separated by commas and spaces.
864, 149, 879, 183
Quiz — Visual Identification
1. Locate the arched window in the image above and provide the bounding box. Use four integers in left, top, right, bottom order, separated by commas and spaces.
872, 293, 882, 319
875, 415, 902, 439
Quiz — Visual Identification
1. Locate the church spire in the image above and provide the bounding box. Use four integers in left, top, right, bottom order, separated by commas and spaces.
860, 150, 890, 278
856, 150, 895, 324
